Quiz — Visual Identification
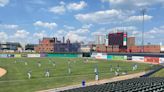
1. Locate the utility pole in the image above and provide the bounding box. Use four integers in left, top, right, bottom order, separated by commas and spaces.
141, 9, 146, 53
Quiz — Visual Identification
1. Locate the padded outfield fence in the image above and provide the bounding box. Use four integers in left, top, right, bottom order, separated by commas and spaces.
0, 52, 164, 64
0, 53, 81, 58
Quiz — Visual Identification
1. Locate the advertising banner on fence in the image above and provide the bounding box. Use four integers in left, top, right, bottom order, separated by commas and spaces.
21, 54, 27, 57
91, 53, 97, 58
132, 56, 144, 62
127, 55, 132, 60
0, 54, 8, 58
40, 53, 47, 57
159, 58, 164, 64
27, 54, 40, 58
112, 55, 127, 60
14, 54, 21, 58
107, 55, 113, 60
65, 54, 78, 58
7, 54, 14, 58
144, 57, 159, 64
95, 53, 107, 60
47, 54, 78, 58
78, 54, 83, 58
124, 56, 127, 60
112, 56, 124, 60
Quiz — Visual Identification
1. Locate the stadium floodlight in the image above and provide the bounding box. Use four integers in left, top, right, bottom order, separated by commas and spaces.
141, 8, 146, 52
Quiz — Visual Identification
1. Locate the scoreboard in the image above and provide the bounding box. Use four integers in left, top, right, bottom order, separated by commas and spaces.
108, 32, 127, 47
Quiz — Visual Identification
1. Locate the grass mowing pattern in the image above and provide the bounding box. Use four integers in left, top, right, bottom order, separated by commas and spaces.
0, 58, 152, 92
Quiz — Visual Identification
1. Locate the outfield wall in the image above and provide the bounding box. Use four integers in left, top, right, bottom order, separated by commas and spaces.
91, 53, 163, 64
47, 53, 79, 58
0, 53, 164, 64
0, 53, 80, 58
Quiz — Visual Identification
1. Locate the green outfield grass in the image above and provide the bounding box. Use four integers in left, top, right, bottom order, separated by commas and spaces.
0, 58, 153, 92
151, 69, 164, 77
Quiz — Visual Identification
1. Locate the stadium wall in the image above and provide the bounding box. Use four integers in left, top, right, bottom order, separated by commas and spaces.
0, 53, 164, 64
91, 53, 163, 64
47, 53, 79, 58
14, 54, 21, 58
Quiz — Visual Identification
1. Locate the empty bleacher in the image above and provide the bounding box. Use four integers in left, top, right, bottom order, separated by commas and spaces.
61, 77, 164, 92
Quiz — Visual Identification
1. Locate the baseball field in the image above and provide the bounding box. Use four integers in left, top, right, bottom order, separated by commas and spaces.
0, 58, 153, 92
151, 68, 164, 77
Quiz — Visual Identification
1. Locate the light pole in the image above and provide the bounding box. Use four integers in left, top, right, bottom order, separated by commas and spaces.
141, 9, 146, 53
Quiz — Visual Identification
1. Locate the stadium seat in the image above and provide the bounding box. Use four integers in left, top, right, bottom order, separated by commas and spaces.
61, 77, 164, 92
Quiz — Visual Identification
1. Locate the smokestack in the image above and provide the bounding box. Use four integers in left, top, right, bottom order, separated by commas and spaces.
63, 36, 65, 43
54, 37, 56, 43
56, 37, 57, 43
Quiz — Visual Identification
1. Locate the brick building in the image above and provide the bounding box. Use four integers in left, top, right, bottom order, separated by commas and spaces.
54, 38, 80, 53
127, 37, 135, 47
34, 38, 56, 53
96, 45, 119, 53
95, 32, 127, 53
35, 37, 80, 53
128, 45, 160, 53
95, 32, 161, 53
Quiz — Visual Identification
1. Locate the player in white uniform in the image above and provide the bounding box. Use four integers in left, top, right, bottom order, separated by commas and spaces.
45, 69, 50, 77
27, 70, 32, 79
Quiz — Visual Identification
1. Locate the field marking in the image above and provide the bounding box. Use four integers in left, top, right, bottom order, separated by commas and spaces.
0, 68, 7, 77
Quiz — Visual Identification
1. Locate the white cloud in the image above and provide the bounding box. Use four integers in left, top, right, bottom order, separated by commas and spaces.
63, 25, 75, 30
0, 24, 19, 30
8, 30, 30, 45
0, 0, 9, 7
66, 32, 87, 42
75, 9, 123, 24
34, 21, 57, 29
65, 27, 91, 42
13, 30, 29, 39
146, 26, 164, 35
91, 26, 138, 36
73, 28, 90, 35
91, 31, 104, 36
82, 24, 93, 29
131, 30, 140, 35
75, 9, 153, 24
49, 1, 87, 14
67, 1, 87, 10
53, 30, 68, 40
0, 32, 8, 42
127, 15, 153, 22
137, 26, 164, 44
49, 5, 66, 14
126, 25, 164, 44
60, 1, 65, 5
54, 26, 90, 42
108, 0, 164, 9
56, 29, 67, 36
33, 30, 47, 39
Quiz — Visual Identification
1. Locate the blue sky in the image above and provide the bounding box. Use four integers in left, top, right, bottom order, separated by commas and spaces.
0, 0, 164, 45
